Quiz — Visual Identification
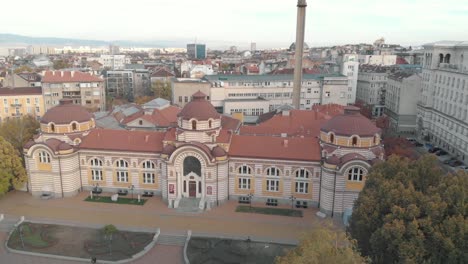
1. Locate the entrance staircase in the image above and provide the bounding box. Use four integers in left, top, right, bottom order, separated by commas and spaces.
176, 198, 201, 213
157, 232, 187, 246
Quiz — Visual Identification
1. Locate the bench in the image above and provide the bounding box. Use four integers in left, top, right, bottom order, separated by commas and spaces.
91, 188, 102, 195
117, 189, 128, 196
142, 191, 154, 197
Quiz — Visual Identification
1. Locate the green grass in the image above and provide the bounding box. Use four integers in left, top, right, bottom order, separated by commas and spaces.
236, 205, 303, 217
12, 224, 50, 247
85, 196, 147, 205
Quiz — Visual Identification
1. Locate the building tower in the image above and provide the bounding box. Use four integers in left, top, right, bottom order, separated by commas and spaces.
292, 0, 307, 109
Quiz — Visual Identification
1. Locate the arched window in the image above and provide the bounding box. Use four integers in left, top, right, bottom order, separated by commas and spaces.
90, 158, 103, 181
142, 160, 155, 184
445, 54, 451, 63
439, 54, 444, 63
71, 123, 77, 131
115, 160, 129, 182
192, 120, 197, 130
139, 120, 143, 125
295, 168, 309, 178
348, 167, 364, 182
183, 156, 201, 176
351, 136, 358, 146
50, 123, 55, 132
266, 167, 280, 176
238, 165, 252, 175
38, 151, 51, 163
329, 133, 335, 144
208, 120, 212, 128
373, 135, 377, 144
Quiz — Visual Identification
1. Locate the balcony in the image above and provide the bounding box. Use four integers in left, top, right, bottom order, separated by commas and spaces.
10, 103, 22, 107
11, 113, 23, 117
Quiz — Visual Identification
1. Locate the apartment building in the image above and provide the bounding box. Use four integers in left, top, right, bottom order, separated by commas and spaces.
0, 87, 45, 122
172, 78, 211, 107
106, 69, 151, 101
41, 71, 105, 111
385, 72, 422, 134
417, 41, 468, 162
358, 54, 397, 65
340, 54, 359, 105
99, 55, 130, 70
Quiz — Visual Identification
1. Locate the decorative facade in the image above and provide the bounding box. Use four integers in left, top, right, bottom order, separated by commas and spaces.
24, 92, 384, 216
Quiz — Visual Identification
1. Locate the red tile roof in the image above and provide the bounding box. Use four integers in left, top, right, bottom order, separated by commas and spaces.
41, 100, 93, 125
0, 87, 42, 96
151, 68, 175, 78
80, 129, 165, 153
122, 106, 180, 127
229, 135, 321, 162
216, 129, 232, 144
221, 115, 241, 131
178, 92, 221, 121
321, 108, 381, 137
42, 71, 103, 83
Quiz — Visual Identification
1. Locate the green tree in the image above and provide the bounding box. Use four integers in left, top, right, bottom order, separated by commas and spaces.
0, 115, 40, 154
103, 224, 118, 255
276, 225, 367, 264
348, 155, 468, 263
151, 80, 171, 100
14, 66, 33, 74
0, 136, 27, 195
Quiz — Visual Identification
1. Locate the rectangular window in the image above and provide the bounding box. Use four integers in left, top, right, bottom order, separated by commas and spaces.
143, 172, 155, 184
117, 171, 128, 182
185, 96, 188, 102
295, 182, 309, 193
91, 169, 103, 181
179, 96, 182, 102
266, 198, 278, 206
238, 178, 251, 189
266, 180, 279, 192
26, 98, 30, 104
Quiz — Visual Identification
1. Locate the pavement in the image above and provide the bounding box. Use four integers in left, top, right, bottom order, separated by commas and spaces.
0, 191, 336, 263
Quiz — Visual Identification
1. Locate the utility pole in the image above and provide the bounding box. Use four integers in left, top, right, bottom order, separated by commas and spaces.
292, 0, 307, 109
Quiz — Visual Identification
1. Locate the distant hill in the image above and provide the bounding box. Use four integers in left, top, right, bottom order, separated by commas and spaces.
0, 33, 185, 48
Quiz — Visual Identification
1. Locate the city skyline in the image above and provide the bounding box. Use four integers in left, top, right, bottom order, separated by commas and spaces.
1, 0, 467, 49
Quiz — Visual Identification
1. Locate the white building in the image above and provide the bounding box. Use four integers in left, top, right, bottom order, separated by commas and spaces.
358, 54, 397, 66
99, 55, 130, 70
417, 41, 468, 162
340, 54, 360, 105
385, 72, 422, 134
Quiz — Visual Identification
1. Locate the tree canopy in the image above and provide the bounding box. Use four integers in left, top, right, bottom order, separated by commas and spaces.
276, 225, 367, 264
0, 136, 27, 195
151, 80, 171, 101
383, 137, 419, 160
14, 66, 33, 74
348, 155, 468, 263
0, 115, 40, 153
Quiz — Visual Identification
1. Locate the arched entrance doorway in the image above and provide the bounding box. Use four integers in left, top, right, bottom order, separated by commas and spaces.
183, 156, 202, 198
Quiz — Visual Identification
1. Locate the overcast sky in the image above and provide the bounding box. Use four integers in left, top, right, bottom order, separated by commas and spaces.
1, 0, 468, 48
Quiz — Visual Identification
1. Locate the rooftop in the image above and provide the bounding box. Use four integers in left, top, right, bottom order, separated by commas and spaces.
42, 70, 103, 83
0, 86, 42, 96
204, 73, 345, 83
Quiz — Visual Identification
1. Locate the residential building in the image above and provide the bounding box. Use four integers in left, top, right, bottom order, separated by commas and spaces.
4, 72, 42, 87
106, 69, 151, 101
358, 54, 397, 66
24, 94, 384, 217
187, 44, 207, 59
251, 42, 257, 52
385, 72, 422, 134
41, 70, 105, 111
99, 55, 130, 70
340, 54, 359, 105
171, 78, 211, 107
0, 87, 45, 122
417, 41, 468, 162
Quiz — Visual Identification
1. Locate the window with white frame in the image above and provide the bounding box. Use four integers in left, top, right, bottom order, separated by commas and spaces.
116, 160, 129, 182
238, 178, 250, 189
266, 179, 279, 191
238, 165, 252, 175
295, 182, 309, 193
266, 167, 280, 176
90, 158, 103, 181
142, 160, 155, 184
38, 151, 51, 163
348, 167, 364, 182
295, 169, 310, 178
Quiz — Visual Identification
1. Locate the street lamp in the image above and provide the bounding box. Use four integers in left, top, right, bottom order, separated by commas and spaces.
129, 185, 135, 200
247, 193, 254, 209
289, 195, 296, 209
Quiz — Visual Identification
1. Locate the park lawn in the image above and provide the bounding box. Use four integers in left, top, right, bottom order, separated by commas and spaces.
84, 196, 146, 205
13, 224, 50, 247
236, 205, 303, 217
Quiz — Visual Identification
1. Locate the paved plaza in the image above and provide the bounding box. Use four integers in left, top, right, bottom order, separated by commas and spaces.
0, 191, 338, 263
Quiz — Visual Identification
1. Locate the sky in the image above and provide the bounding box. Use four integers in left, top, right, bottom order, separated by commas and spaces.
1, 0, 468, 49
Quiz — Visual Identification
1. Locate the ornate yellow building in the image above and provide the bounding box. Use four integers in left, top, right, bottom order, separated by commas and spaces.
0, 87, 45, 122
24, 94, 384, 216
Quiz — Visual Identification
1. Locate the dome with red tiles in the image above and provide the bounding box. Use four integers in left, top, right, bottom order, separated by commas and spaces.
321, 106, 380, 137
41, 99, 93, 125
177, 91, 221, 121
212, 146, 227, 158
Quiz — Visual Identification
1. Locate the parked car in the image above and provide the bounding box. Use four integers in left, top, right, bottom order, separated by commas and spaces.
406, 137, 417, 143
449, 160, 463, 167
429, 147, 441, 153
413, 141, 423, 147
435, 150, 448, 156
443, 158, 457, 164
456, 165, 468, 171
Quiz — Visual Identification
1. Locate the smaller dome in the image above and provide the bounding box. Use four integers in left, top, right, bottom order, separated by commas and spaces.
162, 144, 176, 155
177, 91, 221, 121
212, 146, 227, 157
326, 155, 340, 165
321, 106, 381, 137
41, 99, 93, 125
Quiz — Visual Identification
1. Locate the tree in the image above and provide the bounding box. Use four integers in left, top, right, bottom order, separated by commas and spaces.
53, 59, 71, 70
134, 96, 154, 105
103, 224, 118, 255
0, 136, 27, 195
14, 66, 33, 74
383, 137, 418, 160
348, 155, 468, 263
0, 115, 40, 154
375, 116, 390, 136
276, 225, 367, 264
151, 80, 171, 100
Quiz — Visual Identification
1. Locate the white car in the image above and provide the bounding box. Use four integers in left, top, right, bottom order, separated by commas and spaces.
456, 165, 468, 171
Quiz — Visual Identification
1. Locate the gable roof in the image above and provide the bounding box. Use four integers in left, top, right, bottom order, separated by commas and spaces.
42, 71, 103, 83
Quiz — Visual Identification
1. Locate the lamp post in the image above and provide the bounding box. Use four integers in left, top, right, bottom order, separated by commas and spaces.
290, 195, 296, 209
247, 193, 254, 209
129, 185, 135, 200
